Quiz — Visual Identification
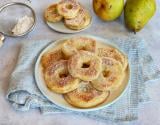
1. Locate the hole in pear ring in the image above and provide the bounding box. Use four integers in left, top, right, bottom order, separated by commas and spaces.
79, 47, 86, 51
59, 72, 68, 78
103, 70, 110, 77
66, 4, 73, 10
81, 62, 90, 68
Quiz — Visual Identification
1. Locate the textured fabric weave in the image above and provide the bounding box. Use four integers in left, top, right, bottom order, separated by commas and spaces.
6, 36, 160, 122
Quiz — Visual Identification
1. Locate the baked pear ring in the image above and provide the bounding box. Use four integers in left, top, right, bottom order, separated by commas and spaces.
91, 57, 124, 91
44, 60, 80, 93
62, 36, 96, 57
44, 4, 63, 23
57, 0, 80, 19
64, 81, 110, 108
68, 50, 102, 81
64, 7, 91, 30
98, 47, 128, 71
41, 49, 65, 70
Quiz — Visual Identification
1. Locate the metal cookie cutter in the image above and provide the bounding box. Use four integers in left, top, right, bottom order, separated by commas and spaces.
0, 2, 36, 47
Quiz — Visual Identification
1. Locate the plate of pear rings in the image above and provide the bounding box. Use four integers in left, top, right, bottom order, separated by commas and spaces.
44, 0, 92, 33
35, 35, 130, 112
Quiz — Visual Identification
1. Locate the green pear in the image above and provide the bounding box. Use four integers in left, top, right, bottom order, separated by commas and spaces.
93, 0, 124, 21
124, 0, 156, 32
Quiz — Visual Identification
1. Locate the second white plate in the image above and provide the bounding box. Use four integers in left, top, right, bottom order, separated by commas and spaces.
46, 20, 92, 34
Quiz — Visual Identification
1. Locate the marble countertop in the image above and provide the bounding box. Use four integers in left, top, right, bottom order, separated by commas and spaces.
0, 0, 160, 125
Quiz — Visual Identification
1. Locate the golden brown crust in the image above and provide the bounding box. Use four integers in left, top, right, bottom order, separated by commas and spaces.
62, 36, 96, 57
64, 81, 110, 108
44, 4, 63, 23
57, 0, 80, 19
64, 7, 91, 30
44, 60, 80, 93
41, 49, 64, 70
91, 57, 124, 91
98, 47, 128, 71
68, 50, 102, 81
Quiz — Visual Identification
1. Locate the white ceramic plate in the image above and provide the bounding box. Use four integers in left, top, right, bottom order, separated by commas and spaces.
34, 35, 131, 112
46, 20, 92, 34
